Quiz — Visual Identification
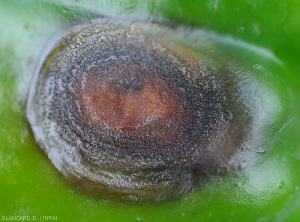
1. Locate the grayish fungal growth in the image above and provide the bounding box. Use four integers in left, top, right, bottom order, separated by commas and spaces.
27, 19, 251, 202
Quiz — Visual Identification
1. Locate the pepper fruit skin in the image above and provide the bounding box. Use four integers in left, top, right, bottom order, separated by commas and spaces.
0, 0, 300, 221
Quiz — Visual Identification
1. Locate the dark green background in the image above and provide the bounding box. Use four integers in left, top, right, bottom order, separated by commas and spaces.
1, 0, 300, 221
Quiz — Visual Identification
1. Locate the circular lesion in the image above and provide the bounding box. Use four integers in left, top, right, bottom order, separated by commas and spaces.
27, 19, 250, 202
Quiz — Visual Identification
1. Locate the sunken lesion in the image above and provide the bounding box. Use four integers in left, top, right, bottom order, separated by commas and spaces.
27, 19, 250, 202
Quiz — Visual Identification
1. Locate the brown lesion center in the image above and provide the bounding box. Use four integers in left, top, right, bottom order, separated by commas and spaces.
79, 63, 189, 142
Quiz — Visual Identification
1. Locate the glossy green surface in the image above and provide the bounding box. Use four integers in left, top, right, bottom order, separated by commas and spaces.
1, 0, 300, 221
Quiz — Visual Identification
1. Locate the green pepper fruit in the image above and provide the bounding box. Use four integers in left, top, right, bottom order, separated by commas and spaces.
1, 0, 299, 221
